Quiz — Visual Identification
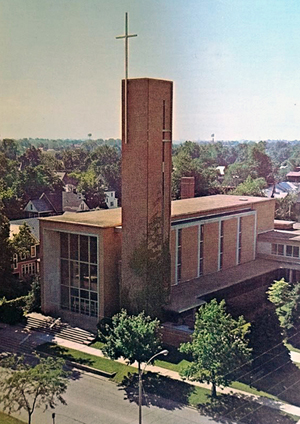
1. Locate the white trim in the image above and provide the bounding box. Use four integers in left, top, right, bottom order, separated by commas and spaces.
254, 213, 257, 260
175, 229, 179, 285
172, 209, 256, 230
197, 225, 201, 278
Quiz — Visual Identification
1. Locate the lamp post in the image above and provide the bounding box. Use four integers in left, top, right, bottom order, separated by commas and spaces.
138, 349, 168, 424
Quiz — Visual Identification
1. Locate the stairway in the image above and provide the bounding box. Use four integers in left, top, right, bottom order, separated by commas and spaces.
24, 313, 96, 345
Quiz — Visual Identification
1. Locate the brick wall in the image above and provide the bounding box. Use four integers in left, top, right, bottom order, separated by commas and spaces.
241, 215, 255, 263
223, 218, 238, 269
203, 222, 219, 274
181, 226, 198, 281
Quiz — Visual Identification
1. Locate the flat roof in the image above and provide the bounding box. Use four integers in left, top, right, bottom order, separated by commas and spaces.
165, 258, 284, 314
40, 195, 273, 229
258, 229, 300, 243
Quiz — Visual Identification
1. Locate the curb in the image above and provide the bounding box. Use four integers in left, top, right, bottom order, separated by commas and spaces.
37, 349, 116, 379
67, 360, 116, 378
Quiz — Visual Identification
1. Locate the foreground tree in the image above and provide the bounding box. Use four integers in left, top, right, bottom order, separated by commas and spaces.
101, 309, 161, 373
180, 299, 252, 397
267, 278, 300, 335
0, 354, 70, 424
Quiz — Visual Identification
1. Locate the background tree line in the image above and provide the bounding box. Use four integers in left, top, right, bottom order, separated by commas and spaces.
2, 137, 300, 221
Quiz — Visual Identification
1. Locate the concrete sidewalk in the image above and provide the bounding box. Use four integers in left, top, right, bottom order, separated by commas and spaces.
50, 335, 300, 420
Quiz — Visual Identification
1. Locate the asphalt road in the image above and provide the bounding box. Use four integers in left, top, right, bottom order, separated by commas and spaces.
4, 370, 233, 424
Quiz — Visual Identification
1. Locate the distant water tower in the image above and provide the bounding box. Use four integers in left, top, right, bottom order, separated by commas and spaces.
211, 133, 215, 143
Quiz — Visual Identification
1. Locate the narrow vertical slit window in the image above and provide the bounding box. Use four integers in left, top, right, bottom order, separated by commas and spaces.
219, 221, 224, 270
237, 217, 242, 264
177, 228, 182, 283
199, 225, 204, 276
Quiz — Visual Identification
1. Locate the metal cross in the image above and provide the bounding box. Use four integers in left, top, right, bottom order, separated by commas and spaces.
116, 13, 137, 144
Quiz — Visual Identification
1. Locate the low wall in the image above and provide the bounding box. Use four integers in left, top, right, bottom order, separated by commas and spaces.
161, 324, 192, 347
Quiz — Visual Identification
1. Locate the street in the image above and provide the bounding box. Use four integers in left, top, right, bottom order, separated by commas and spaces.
3, 370, 233, 424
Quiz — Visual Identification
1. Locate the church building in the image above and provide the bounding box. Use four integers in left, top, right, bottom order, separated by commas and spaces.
40, 78, 300, 333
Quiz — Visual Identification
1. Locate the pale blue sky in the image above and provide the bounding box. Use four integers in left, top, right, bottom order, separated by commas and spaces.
1, 0, 300, 141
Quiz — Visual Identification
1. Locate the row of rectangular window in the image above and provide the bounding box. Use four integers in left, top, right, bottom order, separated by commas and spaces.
21, 262, 36, 276
60, 232, 98, 318
60, 233, 97, 264
271, 243, 300, 258
61, 260, 97, 291
61, 286, 98, 317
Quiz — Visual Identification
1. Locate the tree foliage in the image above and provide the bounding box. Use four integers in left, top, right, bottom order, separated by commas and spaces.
275, 193, 298, 221
101, 309, 161, 371
230, 175, 267, 197
0, 204, 13, 284
11, 222, 36, 259
128, 216, 170, 317
0, 354, 70, 424
267, 278, 300, 334
180, 299, 252, 397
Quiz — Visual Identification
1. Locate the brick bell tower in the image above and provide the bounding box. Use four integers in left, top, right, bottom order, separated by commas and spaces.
121, 78, 173, 314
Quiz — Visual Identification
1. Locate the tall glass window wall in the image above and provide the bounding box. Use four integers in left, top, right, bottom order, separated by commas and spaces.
60, 233, 98, 317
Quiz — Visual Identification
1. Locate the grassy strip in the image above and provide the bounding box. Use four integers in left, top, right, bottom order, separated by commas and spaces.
0, 412, 24, 424
285, 342, 300, 355
37, 343, 136, 384
90, 341, 286, 401
37, 342, 298, 423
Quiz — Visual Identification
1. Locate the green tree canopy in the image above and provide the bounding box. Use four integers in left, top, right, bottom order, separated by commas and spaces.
267, 278, 300, 334
0, 354, 70, 424
0, 204, 13, 284
230, 175, 267, 197
275, 193, 298, 221
180, 299, 252, 397
101, 309, 162, 372
11, 222, 36, 259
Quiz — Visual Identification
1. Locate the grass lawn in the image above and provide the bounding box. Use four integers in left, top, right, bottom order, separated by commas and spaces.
37, 343, 136, 384
90, 341, 286, 401
0, 412, 24, 424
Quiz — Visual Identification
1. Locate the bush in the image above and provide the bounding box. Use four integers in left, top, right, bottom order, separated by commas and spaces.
0, 297, 25, 324
24, 278, 41, 313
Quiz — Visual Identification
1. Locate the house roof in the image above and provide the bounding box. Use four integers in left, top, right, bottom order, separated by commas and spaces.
26, 198, 54, 213
10, 218, 40, 242
62, 192, 89, 212
41, 192, 63, 213
40, 194, 273, 229
287, 171, 300, 177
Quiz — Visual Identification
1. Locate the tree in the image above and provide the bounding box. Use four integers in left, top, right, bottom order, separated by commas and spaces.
267, 278, 300, 334
11, 222, 36, 260
101, 309, 162, 373
180, 299, 252, 397
0, 204, 13, 284
230, 175, 267, 197
275, 193, 298, 220
0, 354, 70, 424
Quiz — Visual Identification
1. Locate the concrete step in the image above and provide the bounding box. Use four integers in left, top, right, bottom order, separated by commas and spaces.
22, 314, 96, 346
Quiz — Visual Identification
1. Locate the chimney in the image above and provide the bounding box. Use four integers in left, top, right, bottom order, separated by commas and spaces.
181, 177, 195, 199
